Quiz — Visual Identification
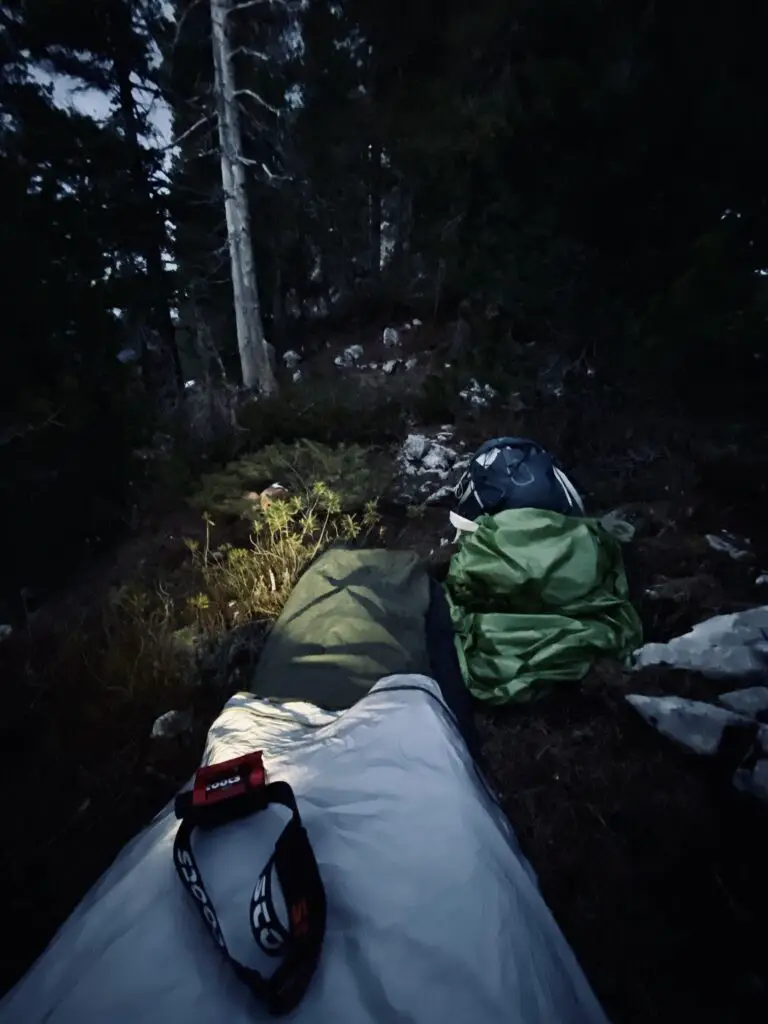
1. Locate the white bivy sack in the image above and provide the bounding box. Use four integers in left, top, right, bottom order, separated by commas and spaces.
0, 675, 608, 1024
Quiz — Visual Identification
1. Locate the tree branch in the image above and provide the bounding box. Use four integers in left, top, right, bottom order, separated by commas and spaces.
160, 112, 217, 151
240, 156, 292, 185
229, 0, 287, 11
234, 88, 280, 115
0, 412, 62, 448
230, 46, 269, 60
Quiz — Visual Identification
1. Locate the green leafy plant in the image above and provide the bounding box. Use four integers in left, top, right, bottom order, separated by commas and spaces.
189, 439, 394, 519
193, 485, 381, 623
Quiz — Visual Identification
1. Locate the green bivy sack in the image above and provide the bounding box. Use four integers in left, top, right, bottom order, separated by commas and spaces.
444, 507, 642, 705
249, 547, 432, 708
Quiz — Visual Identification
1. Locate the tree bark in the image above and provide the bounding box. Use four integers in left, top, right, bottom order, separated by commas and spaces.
210, 0, 277, 393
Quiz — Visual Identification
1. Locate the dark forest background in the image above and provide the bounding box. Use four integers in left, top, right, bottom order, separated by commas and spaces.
2, 0, 768, 610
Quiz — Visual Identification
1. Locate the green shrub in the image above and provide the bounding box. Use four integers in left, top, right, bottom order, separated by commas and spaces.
189, 439, 394, 518
190, 485, 381, 624
46, 483, 381, 711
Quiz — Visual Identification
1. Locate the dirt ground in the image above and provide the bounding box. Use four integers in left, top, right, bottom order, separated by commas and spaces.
2, 339, 768, 1021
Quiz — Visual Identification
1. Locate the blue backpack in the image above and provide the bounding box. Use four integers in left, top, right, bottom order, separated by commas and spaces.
453, 437, 584, 524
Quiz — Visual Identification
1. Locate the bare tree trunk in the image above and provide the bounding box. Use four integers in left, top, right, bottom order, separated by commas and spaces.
210, 0, 277, 393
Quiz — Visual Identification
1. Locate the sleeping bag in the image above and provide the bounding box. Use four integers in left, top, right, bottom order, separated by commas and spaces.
0, 675, 608, 1024
0, 548, 608, 1023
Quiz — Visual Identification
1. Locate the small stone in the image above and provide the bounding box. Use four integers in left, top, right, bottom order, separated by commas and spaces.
422, 445, 453, 474
402, 435, 428, 463
719, 687, 768, 718
706, 532, 752, 561
383, 359, 401, 374
733, 725, 768, 803
334, 344, 364, 368
151, 709, 193, 740
599, 510, 636, 544
283, 349, 301, 369
426, 484, 455, 505
261, 483, 290, 507
405, 358, 418, 371
626, 694, 752, 756
0, 624, 12, 643
412, 319, 423, 328
382, 327, 400, 348
292, 369, 302, 382
733, 755, 768, 804
632, 606, 768, 680
459, 378, 497, 407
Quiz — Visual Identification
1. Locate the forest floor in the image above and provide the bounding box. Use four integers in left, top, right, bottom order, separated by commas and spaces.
2, 318, 768, 1022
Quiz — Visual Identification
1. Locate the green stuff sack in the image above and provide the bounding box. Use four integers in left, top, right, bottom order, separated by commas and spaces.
445, 507, 642, 705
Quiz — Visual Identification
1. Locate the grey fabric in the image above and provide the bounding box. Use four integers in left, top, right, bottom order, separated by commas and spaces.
0, 676, 608, 1024
250, 547, 432, 708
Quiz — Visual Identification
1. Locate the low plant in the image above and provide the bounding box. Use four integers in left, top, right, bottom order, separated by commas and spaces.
189, 439, 394, 519
190, 484, 381, 625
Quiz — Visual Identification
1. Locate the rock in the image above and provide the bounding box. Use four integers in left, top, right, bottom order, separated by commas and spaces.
733, 754, 768, 803
405, 358, 418, 371
632, 606, 768, 680
382, 327, 400, 348
334, 345, 364, 368
369, 362, 379, 370
412, 318, 423, 328
117, 347, 139, 364
0, 623, 12, 643
733, 726, 768, 802
151, 709, 193, 740
599, 510, 636, 544
705, 531, 752, 561
719, 687, 768, 718
283, 349, 301, 369
292, 369, 302, 383
422, 445, 454, 474
756, 573, 768, 587
260, 483, 290, 507
402, 434, 428, 463
383, 359, 402, 374
459, 379, 497, 407
396, 431, 467, 501
625, 694, 753, 756
425, 484, 455, 505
